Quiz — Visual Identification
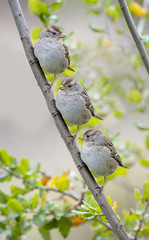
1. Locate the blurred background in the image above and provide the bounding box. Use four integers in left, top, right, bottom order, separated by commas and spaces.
0, 0, 149, 239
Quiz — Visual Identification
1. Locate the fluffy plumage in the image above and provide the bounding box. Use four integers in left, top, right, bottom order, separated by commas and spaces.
34, 25, 74, 86
80, 129, 127, 178
56, 78, 102, 127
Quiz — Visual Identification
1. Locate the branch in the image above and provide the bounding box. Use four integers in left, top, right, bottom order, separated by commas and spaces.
134, 202, 149, 240
118, 0, 149, 75
8, 0, 129, 239
0, 166, 81, 201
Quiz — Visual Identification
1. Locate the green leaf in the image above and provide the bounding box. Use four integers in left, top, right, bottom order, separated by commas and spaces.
143, 182, 149, 201
145, 135, 149, 149
0, 221, 6, 232
0, 149, 12, 166
39, 226, 51, 240
33, 210, 46, 227
135, 122, 149, 131
50, 0, 66, 12
106, 5, 118, 21
88, 23, 105, 33
82, 200, 97, 213
44, 218, 58, 230
113, 109, 124, 118
82, 0, 98, 4
106, 196, 112, 206
0, 191, 11, 203
28, 193, 39, 210
0, 173, 12, 182
10, 185, 28, 197
127, 88, 142, 103
140, 158, 149, 167
134, 188, 142, 201
19, 218, 31, 230
56, 178, 69, 191
8, 199, 24, 216
58, 217, 72, 238
19, 158, 30, 176
28, 0, 49, 16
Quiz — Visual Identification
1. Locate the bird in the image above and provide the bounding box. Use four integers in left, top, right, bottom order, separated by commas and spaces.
56, 78, 103, 140
34, 25, 75, 88
79, 128, 128, 190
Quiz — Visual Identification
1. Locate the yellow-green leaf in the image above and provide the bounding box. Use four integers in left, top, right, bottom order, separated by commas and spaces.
31, 28, 43, 45
145, 135, 149, 149
127, 88, 142, 103
28, 0, 49, 16
8, 199, 24, 216
135, 188, 142, 201
113, 109, 124, 118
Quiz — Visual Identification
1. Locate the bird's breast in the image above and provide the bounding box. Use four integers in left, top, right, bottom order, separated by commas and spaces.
81, 145, 118, 176
34, 40, 68, 74
56, 93, 91, 125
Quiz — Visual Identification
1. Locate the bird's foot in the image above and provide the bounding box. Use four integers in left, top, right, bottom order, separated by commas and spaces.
44, 83, 53, 93
67, 134, 76, 144
95, 185, 103, 196
29, 57, 38, 65
77, 162, 86, 170
52, 110, 60, 117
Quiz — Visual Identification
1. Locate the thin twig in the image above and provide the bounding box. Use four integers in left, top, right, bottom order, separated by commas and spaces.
134, 202, 149, 239
0, 166, 81, 201
8, 1, 130, 239
97, 217, 113, 230
118, 0, 149, 75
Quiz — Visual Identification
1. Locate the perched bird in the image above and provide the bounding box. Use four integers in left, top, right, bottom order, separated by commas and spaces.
79, 129, 128, 190
56, 78, 102, 139
34, 25, 75, 88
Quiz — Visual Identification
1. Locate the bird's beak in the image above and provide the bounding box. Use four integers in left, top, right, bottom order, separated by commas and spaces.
59, 34, 66, 38
59, 85, 66, 90
79, 136, 84, 141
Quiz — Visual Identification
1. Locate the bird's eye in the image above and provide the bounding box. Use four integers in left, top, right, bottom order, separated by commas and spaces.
86, 135, 89, 138
52, 32, 57, 35
68, 85, 72, 88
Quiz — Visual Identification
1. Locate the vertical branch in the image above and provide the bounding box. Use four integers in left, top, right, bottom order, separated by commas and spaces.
118, 0, 149, 75
8, 0, 130, 239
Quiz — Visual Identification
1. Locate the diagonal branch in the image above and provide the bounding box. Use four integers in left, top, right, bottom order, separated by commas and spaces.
118, 0, 149, 75
8, 0, 129, 239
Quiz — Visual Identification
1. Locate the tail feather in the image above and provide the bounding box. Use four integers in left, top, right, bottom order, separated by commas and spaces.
94, 114, 103, 120
67, 66, 75, 72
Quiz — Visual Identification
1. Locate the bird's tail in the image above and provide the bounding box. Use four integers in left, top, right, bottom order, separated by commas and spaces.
94, 114, 103, 120
67, 66, 75, 72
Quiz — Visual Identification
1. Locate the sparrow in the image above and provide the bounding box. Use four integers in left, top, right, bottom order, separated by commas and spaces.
79, 129, 128, 189
34, 25, 75, 88
56, 78, 102, 139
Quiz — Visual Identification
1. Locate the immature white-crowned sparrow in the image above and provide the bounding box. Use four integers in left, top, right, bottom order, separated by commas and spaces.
34, 25, 75, 87
56, 78, 103, 138
79, 129, 128, 189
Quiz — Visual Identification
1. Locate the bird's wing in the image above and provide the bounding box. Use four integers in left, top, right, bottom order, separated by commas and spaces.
101, 135, 128, 168
81, 89, 95, 115
63, 43, 70, 64
81, 90, 102, 120
63, 44, 75, 72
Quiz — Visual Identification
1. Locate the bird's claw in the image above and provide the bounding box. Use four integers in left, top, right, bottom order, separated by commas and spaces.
52, 110, 60, 117
77, 162, 86, 170
95, 186, 103, 196
67, 134, 76, 144
44, 83, 53, 93
29, 57, 38, 65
